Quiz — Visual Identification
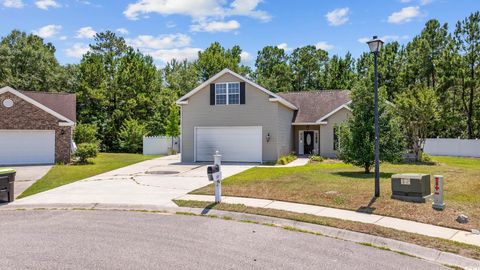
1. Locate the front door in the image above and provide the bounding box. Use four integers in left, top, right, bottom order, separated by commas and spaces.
303, 131, 314, 155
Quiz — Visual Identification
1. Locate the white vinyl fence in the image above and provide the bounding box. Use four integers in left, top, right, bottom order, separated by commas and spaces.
424, 138, 480, 157
143, 136, 180, 155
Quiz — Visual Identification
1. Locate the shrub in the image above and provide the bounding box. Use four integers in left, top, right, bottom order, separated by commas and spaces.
118, 118, 149, 153
309, 155, 323, 162
421, 152, 432, 162
276, 153, 297, 165
73, 123, 98, 144
74, 143, 98, 164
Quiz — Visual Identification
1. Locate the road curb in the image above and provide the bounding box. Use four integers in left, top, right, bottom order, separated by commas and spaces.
1, 202, 479, 269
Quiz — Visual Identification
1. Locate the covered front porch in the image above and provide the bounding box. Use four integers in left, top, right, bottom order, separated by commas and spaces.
292, 123, 338, 158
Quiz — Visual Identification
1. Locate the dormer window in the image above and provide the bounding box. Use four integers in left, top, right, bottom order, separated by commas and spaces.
215, 82, 240, 105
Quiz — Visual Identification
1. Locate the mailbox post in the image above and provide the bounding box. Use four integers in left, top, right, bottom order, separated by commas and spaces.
207, 151, 222, 203
432, 175, 445, 210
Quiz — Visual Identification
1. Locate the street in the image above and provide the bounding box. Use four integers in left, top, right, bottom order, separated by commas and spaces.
0, 210, 446, 270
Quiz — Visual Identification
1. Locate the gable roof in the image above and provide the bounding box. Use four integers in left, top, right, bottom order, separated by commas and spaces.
176, 68, 298, 110
278, 90, 351, 124
0, 86, 76, 124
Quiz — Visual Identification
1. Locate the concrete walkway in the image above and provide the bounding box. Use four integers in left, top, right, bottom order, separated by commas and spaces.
257, 157, 310, 168
177, 194, 480, 247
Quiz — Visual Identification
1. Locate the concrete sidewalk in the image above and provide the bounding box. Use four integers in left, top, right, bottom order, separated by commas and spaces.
177, 194, 480, 247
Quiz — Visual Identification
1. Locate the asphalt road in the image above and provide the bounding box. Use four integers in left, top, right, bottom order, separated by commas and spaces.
0, 210, 446, 270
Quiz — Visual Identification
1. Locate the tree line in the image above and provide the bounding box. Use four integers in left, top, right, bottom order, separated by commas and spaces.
0, 11, 478, 153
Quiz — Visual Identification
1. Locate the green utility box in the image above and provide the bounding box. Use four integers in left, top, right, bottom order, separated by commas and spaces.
0, 168, 16, 203
391, 173, 431, 203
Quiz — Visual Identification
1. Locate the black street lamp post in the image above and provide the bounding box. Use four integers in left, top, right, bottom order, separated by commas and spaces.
367, 36, 384, 198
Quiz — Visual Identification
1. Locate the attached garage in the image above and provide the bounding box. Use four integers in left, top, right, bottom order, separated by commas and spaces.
0, 86, 76, 165
195, 126, 262, 162
0, 130, 55, 165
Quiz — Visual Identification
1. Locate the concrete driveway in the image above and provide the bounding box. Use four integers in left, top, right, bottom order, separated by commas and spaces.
0, 165, 52, 197
12, 155, 253, 207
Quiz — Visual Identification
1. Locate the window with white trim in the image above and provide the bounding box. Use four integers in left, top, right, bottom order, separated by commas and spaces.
215, 82, 240, 105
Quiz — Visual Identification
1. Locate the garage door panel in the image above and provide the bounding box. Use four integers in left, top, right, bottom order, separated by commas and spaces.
0, 130, 55, 165
195, 127, 262, 162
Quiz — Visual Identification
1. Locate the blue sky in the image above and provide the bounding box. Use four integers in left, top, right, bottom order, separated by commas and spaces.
1, 0, 478, 66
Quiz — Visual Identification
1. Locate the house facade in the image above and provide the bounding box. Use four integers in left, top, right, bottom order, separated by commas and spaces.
176, 69, 351, 163
0, 86, 76, 165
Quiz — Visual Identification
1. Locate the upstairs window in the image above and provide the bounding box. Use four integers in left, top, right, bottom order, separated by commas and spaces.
215, 82, 240, 105
215, 83, 227, 105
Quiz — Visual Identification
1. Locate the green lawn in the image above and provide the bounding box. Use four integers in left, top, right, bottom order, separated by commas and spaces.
18, 153, 159, 198
192, 156, 480, 230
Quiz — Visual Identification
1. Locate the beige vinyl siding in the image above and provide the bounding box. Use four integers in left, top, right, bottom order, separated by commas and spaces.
319, 107, 350, 158
180, 73, 294, 162
276, 101, 295, 157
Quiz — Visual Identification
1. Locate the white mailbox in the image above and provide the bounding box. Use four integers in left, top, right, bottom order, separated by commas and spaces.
432, 175, 445, 210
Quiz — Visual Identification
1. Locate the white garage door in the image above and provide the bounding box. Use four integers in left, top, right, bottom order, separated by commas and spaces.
0, 130, 55, 165
195, 126, 262, 162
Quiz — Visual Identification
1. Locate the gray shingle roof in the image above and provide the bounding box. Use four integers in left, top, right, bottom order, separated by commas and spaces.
278, 90, 350, 123
20, 90, 76, 122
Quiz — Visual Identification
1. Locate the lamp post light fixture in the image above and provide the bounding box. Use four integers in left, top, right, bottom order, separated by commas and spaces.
367, 36, 384, 198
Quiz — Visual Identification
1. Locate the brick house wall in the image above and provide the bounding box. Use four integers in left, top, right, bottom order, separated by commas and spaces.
0, 92, 72, 163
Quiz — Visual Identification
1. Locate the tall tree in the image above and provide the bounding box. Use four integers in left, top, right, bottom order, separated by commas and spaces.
324, 52, 355, 90
290, 46, 329, 91
0, 30, 63, 91
454, 11, 480, 138
420, 19, 449, 88
254, 46, 292, 92
196, 42, 250, 81
338, 77, 404, 173
77, 31, 163, 150
378, 42, 403, 100
395, 85, 439, 161
163, 59, 199, 96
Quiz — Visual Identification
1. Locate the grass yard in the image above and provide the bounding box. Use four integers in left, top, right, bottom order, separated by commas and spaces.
191, 156, 480, 230
18, 153, 159, 198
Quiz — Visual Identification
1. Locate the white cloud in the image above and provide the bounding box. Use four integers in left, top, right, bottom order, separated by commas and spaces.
59, 36, 67, 40
75, 26, 97, 39
240, 51, 252, 64
315, 41, 334, 51
125, 32, 201, 65
126, 33, 191, 50
419, 0, 433, 5
2, 0, 24, 8
400, 0, 412, 3
277, 43, 292, 52
35, 0, 60, 9
388, 6, 421, 24
123, 0, 270, 23
357, 35, 409, 44
65, 43, 90, 58
33, 24, 62, 38
116, 28, 129, 35
190, 20, 240, 32
148, 47, 202, 64
325, 7, 349, 26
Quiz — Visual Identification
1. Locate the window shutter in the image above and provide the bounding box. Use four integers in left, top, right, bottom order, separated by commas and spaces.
210, 84, 215, 105
240, 82, 246, 104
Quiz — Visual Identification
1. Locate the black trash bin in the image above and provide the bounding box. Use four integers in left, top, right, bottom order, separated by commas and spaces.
0, 168, 16, 203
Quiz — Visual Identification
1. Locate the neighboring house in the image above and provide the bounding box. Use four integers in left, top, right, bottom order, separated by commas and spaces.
0, 86, 76, 165
176, 69, 351, 163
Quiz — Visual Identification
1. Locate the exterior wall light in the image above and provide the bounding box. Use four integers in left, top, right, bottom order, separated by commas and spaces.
266, 133, 271, 143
